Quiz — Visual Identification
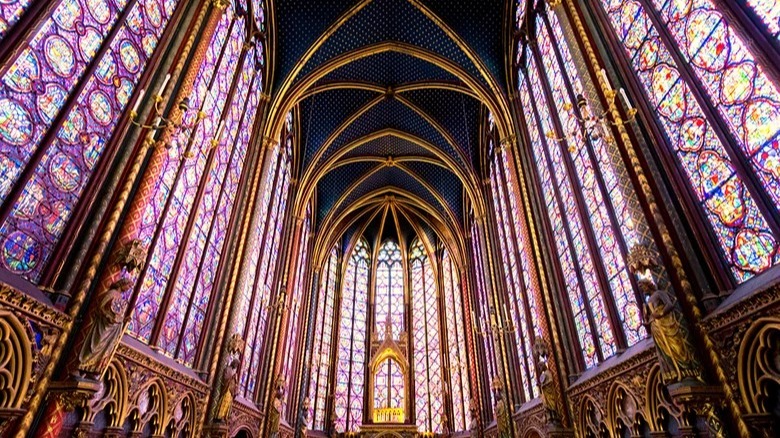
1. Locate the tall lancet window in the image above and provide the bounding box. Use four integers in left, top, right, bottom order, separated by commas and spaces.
470, 220, 497, 406
375, 240, 404, 340
593, 0, 780, 283
516, 5, 652, 368
308, 246, 339, 431
488, 130, 542, 401
441, 249, 471, 431
410, 238, 443, 433
116, 4, 266, 368
0, 0, 182, 282
281, 206, 312, 418
334, 238, 369, 433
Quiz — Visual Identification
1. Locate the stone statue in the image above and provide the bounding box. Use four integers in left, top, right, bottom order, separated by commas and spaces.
628, 245, 702, 384
76, 278, 133, 378
640, 279, 702, 383
534, 338, 561, 425
268, 375, 285, 437
300, 396, 312, 435
469, 396, 481, 436
214, 358, 239, 422
494, 391, 511, 438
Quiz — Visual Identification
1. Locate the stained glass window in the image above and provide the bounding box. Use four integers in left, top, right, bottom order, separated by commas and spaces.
745, 0, 780, 39
375, 240, 404, 340
441, 249, 471, 431
488, 139, 541, 400
595, 0, 780, 282
309, 246, 339, 431
514, 5, 651, 368
129, 11, 246, 350
334, 238, 369, 433
281, 208, 312, 419
471, 221, 497, 406
237, 132, 292, 399
409, 238, 443, 433
373, 358, 404, 413
0, 0, 181, 281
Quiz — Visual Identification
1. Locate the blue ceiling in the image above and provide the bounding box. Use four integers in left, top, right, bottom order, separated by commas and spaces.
272, 0, 509, 239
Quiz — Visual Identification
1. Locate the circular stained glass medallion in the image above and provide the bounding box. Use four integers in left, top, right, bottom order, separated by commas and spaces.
2, 231, 40, 274
44, 35, 76, 77
52, 0, 82, 30
5, 49, 40, 92
37, 83, 68, 124
89, 90, 113, 125
87, 0, 112, 24
119, 40, 141, 73
79, 26, 103, 59
146, 0, 162, 28
59, 109, 85, 144
0, 98, 33, 145
49, 152, 82, 192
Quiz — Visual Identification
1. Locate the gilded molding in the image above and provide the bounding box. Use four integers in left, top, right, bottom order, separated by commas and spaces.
0, 285, 69, 328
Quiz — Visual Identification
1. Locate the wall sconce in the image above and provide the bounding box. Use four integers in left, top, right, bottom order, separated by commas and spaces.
128, 74, 207, 149
547, 68, 637, 143
472, 305, 515, 336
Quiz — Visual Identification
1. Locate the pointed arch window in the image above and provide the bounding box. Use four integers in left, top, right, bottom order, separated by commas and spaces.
410, 238, 443, 433
334, 238, 369, 433
308, 246, 339, 431
375, 240, 404, 340
441, 249, 471, 431
515, 6, 652, 368
488, 136, 542, 401
281, 207, 312, 419
235, 123, 292, 399
592, 0, 780, 283
0, 0, 182, 282
124, 9, 265, 370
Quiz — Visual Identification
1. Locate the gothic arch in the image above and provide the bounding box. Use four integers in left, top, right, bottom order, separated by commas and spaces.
0, 311, 32, 410
88, 360, 129, 430
738, 318, 780, 430
607, 382, 646, 437
578, 395, 608, 438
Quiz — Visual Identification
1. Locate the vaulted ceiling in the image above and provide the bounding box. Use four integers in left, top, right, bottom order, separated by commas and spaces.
266, 0, 513, 260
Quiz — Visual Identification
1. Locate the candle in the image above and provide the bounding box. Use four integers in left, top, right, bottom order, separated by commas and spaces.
620, 88, 633, 110
215, 120, 225, 140
157, 73, 171, 96
600, 68, 612, 91
131, 88, 145, 113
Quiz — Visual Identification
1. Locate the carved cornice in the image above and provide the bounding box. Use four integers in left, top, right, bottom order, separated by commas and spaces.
567, 344, 656, 397
0, 284, 69, 327
115, 342, 209, 394
701, 285, 780, 333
